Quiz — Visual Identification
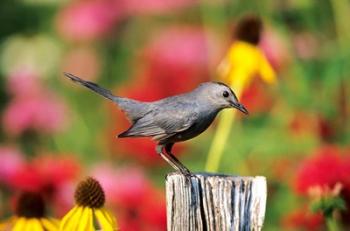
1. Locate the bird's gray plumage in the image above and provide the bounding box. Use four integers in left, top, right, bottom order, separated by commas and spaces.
64, 72, 248, 175
64, 72, 149, 123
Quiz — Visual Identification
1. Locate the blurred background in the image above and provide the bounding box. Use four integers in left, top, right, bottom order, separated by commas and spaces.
0, 0, 350, 230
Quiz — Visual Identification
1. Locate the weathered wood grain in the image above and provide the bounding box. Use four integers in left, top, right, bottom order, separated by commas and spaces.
166, 173, 267, 231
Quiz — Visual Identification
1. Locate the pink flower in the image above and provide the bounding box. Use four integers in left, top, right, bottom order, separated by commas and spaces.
143, 27, 215, 91
295, 146, 350, 195
10, 164, 42, 192
120, 0, 197, 15
3, 70, 70, 136
34, 155, 80, 217
3, 95, 68, 136
145, 27, 208, 67
260, 29, 289, 71
92, 164, 151, 206
343, 152, 350, 191
0, 146, 25, 185
10, 154, 80, 192
9, 154, 80, 217
56, 0, 120, 42
61, 46, 101, 82
7, 70, 42, 97
240, 79, 274, 114
53, 181, 76, 217
91, 164, 166, 230
32, 155, 81, 188
294, 146, 350, 225
3, 79, 69, 137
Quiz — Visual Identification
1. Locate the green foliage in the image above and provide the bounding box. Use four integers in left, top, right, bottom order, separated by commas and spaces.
311, 196, 346, 218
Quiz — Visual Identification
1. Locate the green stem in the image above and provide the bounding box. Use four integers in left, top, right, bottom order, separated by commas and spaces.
325, 215, 340, 231
329, 0, 350, 48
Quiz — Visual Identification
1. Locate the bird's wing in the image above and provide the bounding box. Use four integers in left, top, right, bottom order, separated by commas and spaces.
118, 103, 198, 140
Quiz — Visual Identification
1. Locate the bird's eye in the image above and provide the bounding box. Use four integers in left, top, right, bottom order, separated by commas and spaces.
223, 91, 229, 98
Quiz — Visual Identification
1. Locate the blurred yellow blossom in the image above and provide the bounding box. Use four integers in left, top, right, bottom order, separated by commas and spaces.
218, 40, 276, 91
0, 192, 59, 231
206, 15, 276, 172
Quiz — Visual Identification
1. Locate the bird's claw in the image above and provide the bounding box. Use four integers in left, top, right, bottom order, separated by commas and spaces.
179, 169, 198, 184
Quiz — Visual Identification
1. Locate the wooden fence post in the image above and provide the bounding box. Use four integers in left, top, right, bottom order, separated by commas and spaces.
165, 172, 267, 231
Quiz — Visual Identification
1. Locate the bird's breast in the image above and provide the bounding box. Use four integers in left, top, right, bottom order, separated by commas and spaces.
170, 110, 219, 143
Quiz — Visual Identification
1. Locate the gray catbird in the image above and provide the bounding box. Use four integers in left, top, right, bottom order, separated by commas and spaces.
64, 73, 248, 175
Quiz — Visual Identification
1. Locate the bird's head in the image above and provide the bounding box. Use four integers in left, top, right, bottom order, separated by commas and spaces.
197, 82, 248, 114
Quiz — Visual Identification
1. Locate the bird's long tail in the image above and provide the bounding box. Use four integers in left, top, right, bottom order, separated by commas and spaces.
64, 72, 118, 102
63, 72, 149, 124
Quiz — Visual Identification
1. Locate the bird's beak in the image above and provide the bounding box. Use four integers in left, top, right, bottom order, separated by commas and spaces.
231, 102, 249, 114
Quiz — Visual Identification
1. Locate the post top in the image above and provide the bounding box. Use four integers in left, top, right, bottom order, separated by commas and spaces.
166, 172, 266, 182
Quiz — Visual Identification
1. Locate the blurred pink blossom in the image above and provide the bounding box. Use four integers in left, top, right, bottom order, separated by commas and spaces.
92, 164, 151, 206
0, 146, 25, 185
295, 145, 350, 195
240, 79, 274, 114
10, 164, 42, 192
3, 71, 69, 136
32, 155, 81, 187
145, 28, 208, 67
10, 154, 80, 198
52, 181, 76, 217
144, 27, 212, 86
142, 27, 220, 92
91, 164, 166, 230
61, 46, 101, 81
292, 146, 350, 227
56, 0, 120, 42
3, 94, 68, 136
120, 0, 197, 15
7, 70, 42, 97
260, 29, 290, 71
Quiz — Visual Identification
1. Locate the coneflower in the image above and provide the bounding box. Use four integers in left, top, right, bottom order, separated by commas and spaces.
0, 191, 59, 231
60, 177, 118, 231
206, 14, 277, 172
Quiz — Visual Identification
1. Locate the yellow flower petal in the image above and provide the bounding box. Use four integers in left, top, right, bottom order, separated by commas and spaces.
26, 218, 45, 231
101, 208, 118, 229
221, 41, 276, 89
94, 208, 118, 231
60, 206, 84, 231
60, 206, 77, 229
40, 218, 59, 231
85, 208, 95, 231
12, 217, 27, 231
77, 207, 94, 231
258, 52, 276, 84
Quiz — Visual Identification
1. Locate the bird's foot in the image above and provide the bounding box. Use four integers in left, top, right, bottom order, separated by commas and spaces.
179, 169, 198, 184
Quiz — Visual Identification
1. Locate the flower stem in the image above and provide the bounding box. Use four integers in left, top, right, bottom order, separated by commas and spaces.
326, 216, 340, 231
205, 85, 243, 172
205, 110, 236, 172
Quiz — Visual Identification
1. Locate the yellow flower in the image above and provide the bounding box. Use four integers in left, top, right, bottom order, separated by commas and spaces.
207, 41, 276, 172
206, 15, 277, 172
60, 177, 119, 231
218, 41, 276, 93
0, 192, 59, 231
